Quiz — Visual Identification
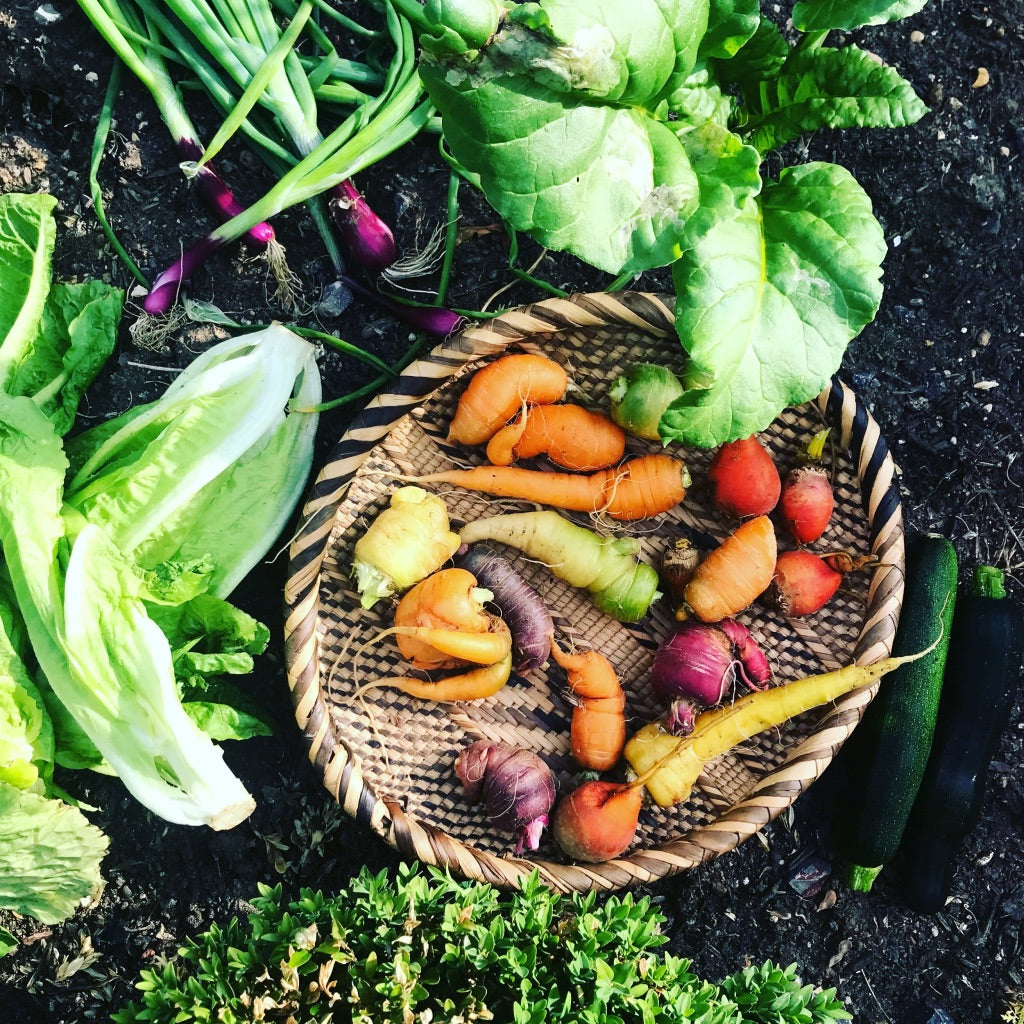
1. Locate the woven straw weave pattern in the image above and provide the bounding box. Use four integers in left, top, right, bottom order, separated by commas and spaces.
284, 292, 905, 893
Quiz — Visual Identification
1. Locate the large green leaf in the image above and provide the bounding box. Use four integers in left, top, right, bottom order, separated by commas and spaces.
0, 780, 108, 925
738, 44, 930, 152
0, 193, 57, 394
668, 73, 763, 242
0, 194, 121, 433
793, 0, 930, 32
698, 0, 760, 60
10, 280, 123, 435
419, 0, 712, 274
663, 162, 886, 446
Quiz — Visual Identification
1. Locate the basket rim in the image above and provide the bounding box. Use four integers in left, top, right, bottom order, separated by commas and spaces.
283, 290, 906, 894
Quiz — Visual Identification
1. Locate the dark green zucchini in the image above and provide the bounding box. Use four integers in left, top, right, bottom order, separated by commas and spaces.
896, 565, 1024, 913
834, 533, 958, 892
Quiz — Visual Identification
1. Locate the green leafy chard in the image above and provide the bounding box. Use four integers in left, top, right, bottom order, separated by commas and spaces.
417, 0, 712, 275
409, 0, 931, 443
664, 161, 886, 446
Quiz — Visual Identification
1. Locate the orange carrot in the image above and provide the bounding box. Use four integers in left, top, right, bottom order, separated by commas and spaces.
410, 453, 690, 521
447, 353, 568, 446
549, 638, 626, 771
350, 567, 514, 704
394, 567, 508, 669
485, 404, 627, 472
683, 515, 777, 622
371, 652, 514, 703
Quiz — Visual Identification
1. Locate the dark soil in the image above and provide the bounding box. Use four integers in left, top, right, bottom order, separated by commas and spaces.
2, 2, 1023, 1022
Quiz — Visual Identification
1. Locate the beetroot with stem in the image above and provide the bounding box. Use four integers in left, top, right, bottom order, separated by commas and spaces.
780, 428, 835, 544
552, 779, 643, 864
767, 549, 852, 617
651, 618, 772, 735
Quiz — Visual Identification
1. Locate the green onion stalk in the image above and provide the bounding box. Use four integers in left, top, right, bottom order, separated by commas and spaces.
147, 0, 417, 276
76, 0, 278, 251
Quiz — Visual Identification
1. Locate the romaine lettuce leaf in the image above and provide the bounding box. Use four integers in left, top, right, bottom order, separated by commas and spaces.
1, 582, 54, 792
0, 193, 121, 434
0, 780, 107, 926
663, 161, 885, 446
0, 393, 256, 829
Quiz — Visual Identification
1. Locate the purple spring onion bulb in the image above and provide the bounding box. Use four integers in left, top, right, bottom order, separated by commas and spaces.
143, 234, 227, 316
176, 138, 275, 252
330, 178, 398, 275
340, 274, 465, 337
651, 618, 772, 736
455, 740, 556, 854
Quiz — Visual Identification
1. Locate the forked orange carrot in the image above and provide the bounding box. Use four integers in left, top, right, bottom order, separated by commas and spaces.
409, 452, 690, 521
485, 403, 627, 472
549, 638, 626, 771
349, 567, 514, 704
683, 514, 777, 622
447, 353, 568, 446
393, 567, 508, 669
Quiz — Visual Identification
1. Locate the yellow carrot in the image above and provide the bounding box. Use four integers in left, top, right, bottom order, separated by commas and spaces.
625, 643, 940, 808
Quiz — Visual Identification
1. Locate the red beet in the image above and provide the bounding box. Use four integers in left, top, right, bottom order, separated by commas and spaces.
767, 549, 843, 617
781, 465, 835, 544
707, 435, 781, 518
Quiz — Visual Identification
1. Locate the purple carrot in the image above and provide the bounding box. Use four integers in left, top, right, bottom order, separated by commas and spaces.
329, 178, 398, 274
175, 138, 275, 251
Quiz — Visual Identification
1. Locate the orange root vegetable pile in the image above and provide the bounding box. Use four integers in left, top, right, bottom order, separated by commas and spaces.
485, 403, 627, 472
410, 452, 690, 521
447, 353, 568, 445
683, 514, 777, 622
549, 638, 626, 771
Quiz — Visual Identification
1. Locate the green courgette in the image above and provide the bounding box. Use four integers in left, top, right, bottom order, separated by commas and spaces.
834, 533, 958, 892
896, 565, 1024, 913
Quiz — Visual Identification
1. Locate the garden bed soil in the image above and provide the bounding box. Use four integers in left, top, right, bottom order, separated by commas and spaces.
2, 2, 1023, 1021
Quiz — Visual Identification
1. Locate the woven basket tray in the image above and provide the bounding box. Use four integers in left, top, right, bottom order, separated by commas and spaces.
284, 291, 905, 893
